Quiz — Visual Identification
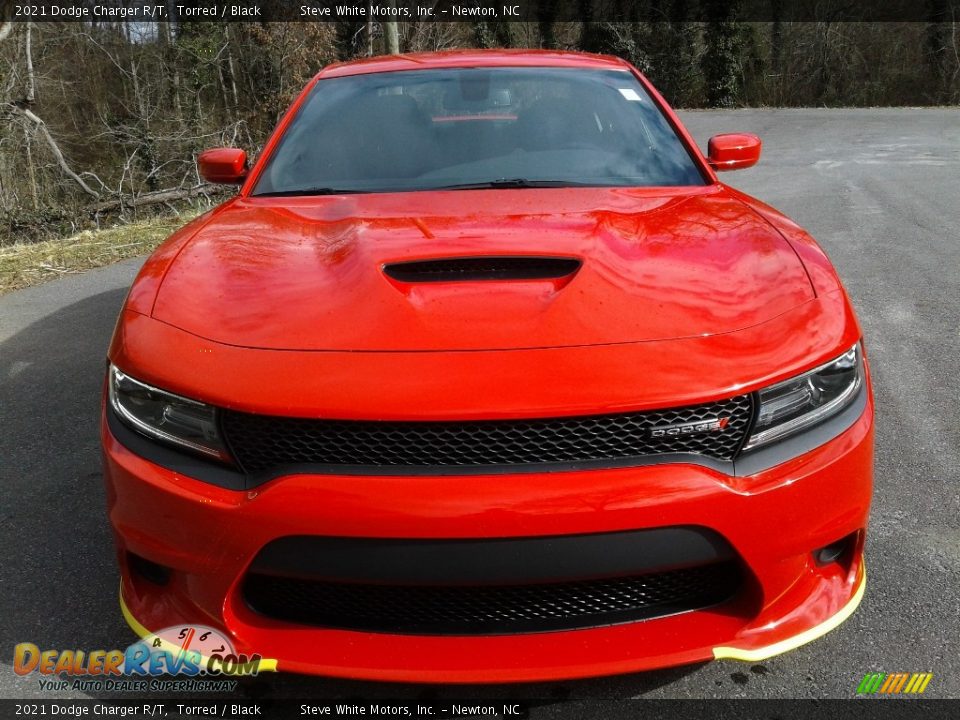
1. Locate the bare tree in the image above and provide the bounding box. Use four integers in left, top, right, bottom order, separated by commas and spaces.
24, 22, 35, 103
385, 0, 400, 54
0, 19, 957, 245
7, 105, 101, 198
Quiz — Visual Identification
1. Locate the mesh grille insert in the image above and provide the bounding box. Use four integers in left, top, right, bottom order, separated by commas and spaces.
242, 561, 742, 635
221, 395, 753, 475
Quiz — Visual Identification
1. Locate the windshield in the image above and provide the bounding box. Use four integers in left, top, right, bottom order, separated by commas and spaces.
252, 67, 706, 196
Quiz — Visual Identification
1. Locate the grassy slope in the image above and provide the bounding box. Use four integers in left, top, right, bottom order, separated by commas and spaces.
0, 212, 199, 295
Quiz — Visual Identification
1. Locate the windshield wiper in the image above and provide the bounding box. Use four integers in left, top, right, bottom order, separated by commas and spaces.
253, 187, 367, 197
430, 179, 597, 191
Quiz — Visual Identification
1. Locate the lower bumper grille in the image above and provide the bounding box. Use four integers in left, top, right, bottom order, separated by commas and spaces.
242, 561, 742, 635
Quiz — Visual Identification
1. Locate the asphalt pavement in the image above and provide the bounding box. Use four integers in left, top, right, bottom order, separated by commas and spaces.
1, 109, 958, 704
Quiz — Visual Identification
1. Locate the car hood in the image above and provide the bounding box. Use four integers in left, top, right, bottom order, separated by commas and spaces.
152, 187, 815, 351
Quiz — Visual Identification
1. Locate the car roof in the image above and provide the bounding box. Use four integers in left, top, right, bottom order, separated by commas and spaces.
317, 49, 632, 79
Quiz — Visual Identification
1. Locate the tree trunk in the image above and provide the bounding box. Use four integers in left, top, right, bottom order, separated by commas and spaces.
537, 3, 557, 49
367, 3, 374, 56
701, 0, 742, 108
157, 19, 170, 47
218, 61, 232, 115
384, 0, 400, 54
25, 22, 36, 103
130, 59, 147, 120
24, 124, 39, 210
172, 68, 183, 120
225, 27, 240, 109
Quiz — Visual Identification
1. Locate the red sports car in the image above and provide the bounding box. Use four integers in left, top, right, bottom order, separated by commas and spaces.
102, 50, 873, 682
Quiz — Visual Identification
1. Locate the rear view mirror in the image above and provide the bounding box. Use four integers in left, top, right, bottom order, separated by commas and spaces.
707, 133, 761, 171
198, 148, 248, 184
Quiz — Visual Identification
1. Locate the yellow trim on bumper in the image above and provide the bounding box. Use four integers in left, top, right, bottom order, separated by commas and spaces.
119, 585, 278, 673
119, 562, 865, 674
712, 564, 866, 662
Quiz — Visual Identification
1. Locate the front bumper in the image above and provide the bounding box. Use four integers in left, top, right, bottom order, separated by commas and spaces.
102, 383, 872, 683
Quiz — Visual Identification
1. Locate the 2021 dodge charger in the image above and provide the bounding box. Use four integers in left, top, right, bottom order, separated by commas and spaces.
102, 50, 873, 682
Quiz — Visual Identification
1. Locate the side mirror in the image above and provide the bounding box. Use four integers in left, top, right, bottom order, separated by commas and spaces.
198, 148, 248, 184
707, 133, 761, 171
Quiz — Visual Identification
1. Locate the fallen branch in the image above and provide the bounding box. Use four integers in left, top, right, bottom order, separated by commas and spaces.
7, 104, 101, 199
87, 183, 226, 213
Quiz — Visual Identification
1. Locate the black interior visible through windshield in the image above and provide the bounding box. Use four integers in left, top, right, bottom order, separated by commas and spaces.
252, 67, 707, 195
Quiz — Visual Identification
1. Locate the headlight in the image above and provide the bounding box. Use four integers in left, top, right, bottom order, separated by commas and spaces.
742, 342, 863, 452
108, 364, 231, 462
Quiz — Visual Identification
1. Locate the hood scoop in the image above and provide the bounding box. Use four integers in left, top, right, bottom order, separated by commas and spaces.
383, 256, 581, 283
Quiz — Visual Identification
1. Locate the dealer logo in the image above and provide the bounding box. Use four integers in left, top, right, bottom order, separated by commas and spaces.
14, 624, 264, 679
857, 672, 934, 695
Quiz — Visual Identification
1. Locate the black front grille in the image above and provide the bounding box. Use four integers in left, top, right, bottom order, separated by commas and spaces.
242, 561, 741, 635
221, 395, 753, 475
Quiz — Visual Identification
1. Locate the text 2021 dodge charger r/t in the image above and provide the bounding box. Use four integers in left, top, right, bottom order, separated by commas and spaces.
101, 51, 873, 682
